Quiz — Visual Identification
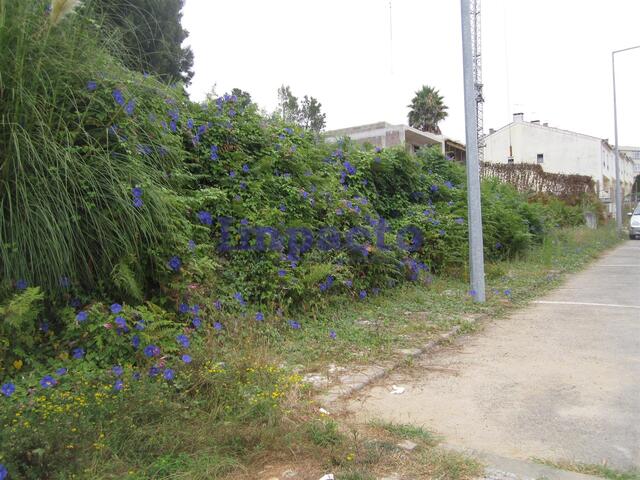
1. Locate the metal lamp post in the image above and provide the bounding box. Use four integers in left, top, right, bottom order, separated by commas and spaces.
612, 45, 640, 232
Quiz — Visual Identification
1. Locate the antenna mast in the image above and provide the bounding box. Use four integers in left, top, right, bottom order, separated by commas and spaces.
471, 0, 484, 161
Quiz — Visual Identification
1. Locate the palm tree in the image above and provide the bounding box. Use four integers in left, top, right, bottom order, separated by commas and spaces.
407, 86, 448, 134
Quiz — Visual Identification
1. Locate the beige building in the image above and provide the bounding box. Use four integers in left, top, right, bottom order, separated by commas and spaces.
325, 121, 466, 163
484, 113, 636, 208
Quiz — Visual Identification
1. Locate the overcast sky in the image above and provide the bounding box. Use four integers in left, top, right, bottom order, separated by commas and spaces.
182, 0, 640, 146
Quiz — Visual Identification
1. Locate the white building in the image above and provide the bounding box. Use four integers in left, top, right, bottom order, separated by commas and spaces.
325, 121, 466, 163
484, 113, 636, 205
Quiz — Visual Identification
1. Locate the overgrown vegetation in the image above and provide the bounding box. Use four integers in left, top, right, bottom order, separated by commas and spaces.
0, 2, 619, 479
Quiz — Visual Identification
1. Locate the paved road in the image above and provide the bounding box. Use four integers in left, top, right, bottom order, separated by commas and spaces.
348, 241, 640, 469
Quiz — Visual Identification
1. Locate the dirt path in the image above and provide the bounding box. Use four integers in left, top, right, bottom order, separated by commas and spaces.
347, 241, 640, 469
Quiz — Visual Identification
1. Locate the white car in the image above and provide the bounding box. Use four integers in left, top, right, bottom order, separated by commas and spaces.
629, 203, 640, 240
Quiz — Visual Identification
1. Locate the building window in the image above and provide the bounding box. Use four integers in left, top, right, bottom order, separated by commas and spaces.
507, 157, 514, 164
537, 153, 544, 164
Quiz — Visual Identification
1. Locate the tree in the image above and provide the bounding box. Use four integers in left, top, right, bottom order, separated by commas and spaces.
277, 85, 300, 124
300, 95, 326, 133
91, 0, 194, 84
407, 85, 448, 134
277, 85, 326, 132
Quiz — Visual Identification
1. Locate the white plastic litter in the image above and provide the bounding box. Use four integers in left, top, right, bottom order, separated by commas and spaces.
318, 475, 335, 480
319, 407, 331, 415
390, 385, 405, 395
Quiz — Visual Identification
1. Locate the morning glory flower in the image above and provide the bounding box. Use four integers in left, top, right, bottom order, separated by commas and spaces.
284, 127, 293, 134
40, 375, 57, 388
113, 89, 125, 106
72, 347, 85, 359
182, 354, 192, 364
56, 368, 67, 376
16, 279, 27, 290
168, 256, 182, 272
192, 317, 202, 329
163, 369, 175, 380
176, 334, 190, 348
468, 290, 477, 297
112, 365, 124, 377
278, 269, 286, 277
444, 181, 454, 189
188, 239, 196, 251
149, 366, 160, 377
290, 145, 297, 153
134, 320, 144, 330
288, 320, 301, 329
76, 311, 88, 322
132, 187, 143, 198
279, 204, 286, 212
115, 316, 127, 329
144, 344, 160, 357
114, 379, 124, 391
504, 289, 512, 296
169, 120, 177, 132
132, 197, 143, 208
229, 170, 236, 178
343, 161, 356, 175
187, 118, 194, 129
455, 218, 465, 225
430, 185, 439, 192
0, 464, 8, 480
87, 81, 97, 91
214, 322, 223, 330
242, 164, 249, 173
1, 383, 15, 397
495, 242, 503, 249
329, 330, 337, 339
214, 299, 222, 310
179, 303, 189, 314
359, 290, 367, 299
110, 303, 123, 314
210, 145, 219, 160
233, 292, 246, 306
132, 335, 140, 349
255, 311, 264, 321
197, 210, 213, 225
125, 99, 135, 116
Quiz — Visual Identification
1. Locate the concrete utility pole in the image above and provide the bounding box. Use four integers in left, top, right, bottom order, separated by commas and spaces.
612, 45, 640, 233
460, 0, 486, 302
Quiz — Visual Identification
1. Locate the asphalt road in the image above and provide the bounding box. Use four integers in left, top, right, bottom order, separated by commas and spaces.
348, 241, 640, 469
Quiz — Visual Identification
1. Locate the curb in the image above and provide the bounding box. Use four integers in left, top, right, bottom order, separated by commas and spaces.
316, 314, 486, 405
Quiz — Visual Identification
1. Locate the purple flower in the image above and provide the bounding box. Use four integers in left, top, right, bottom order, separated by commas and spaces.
229, 170, 236, 178
40, 375, 57, 388
288, 320, 301, 329
87, 81, 97, 91
279, 204, 286, 212
72, 347, 85, 359
192, 317, 202, 329
430, 185, 439, 193
125, 99, 135, 116
210, 145, 219, 161
359, 290, 367, 300
198, 210, 213, 225
1, 383, 15, 397
110, 303, 123, 314
329, 330, 337, 339
132, 334, 140, 349
255, 311, 264, 321
278, 269, 287, 277
504, 289, 512, 296
468, 290, 477, 297
495, 242, 502, 249
132, 187, 143, 198
233, 292, 246, 306
56, 368, 67, 376
187, 118, 194, 129
0, 464, 7, 480
455, 217, 465, 225
115, 316, 127, 329
344, 280, 353, 288
133, 197, 144, 208
214, 299, 222, 310
168, 256, 182, 272
214, 321, 223, 330
242, 164, 250, 173
188, 239, 196, 251
144, 344, 160, 357
169, 120, 177, 132
444, 181, 454, 189
164, 368, 175, 380
114, 379, 124, 391
343, 161, 356, 175
113, 89, 125, 106
133, 372, 141, 381
179, 303, 189, 314
176, 334, 190, 348
76, 311, 88, 322
112, 365, 124, 377
182, 354, 192, 364
16, 279, 27, 290
135, 320, 145, 330
149, 366, 160, 377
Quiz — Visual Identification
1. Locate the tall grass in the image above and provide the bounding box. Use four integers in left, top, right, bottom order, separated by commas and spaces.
0, 0, 185, 296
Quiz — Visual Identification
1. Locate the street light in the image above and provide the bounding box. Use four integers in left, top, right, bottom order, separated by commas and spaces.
612, 45, 640, 232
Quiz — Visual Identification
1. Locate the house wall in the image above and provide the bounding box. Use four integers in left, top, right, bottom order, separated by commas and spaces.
484, 122, 635, 200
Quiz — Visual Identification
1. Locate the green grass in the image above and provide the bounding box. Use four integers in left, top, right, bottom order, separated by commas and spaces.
532, 459, 640, 480
372, 420, 439, 446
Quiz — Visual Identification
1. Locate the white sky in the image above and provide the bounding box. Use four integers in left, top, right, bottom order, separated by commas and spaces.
183, 0, 640, 146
